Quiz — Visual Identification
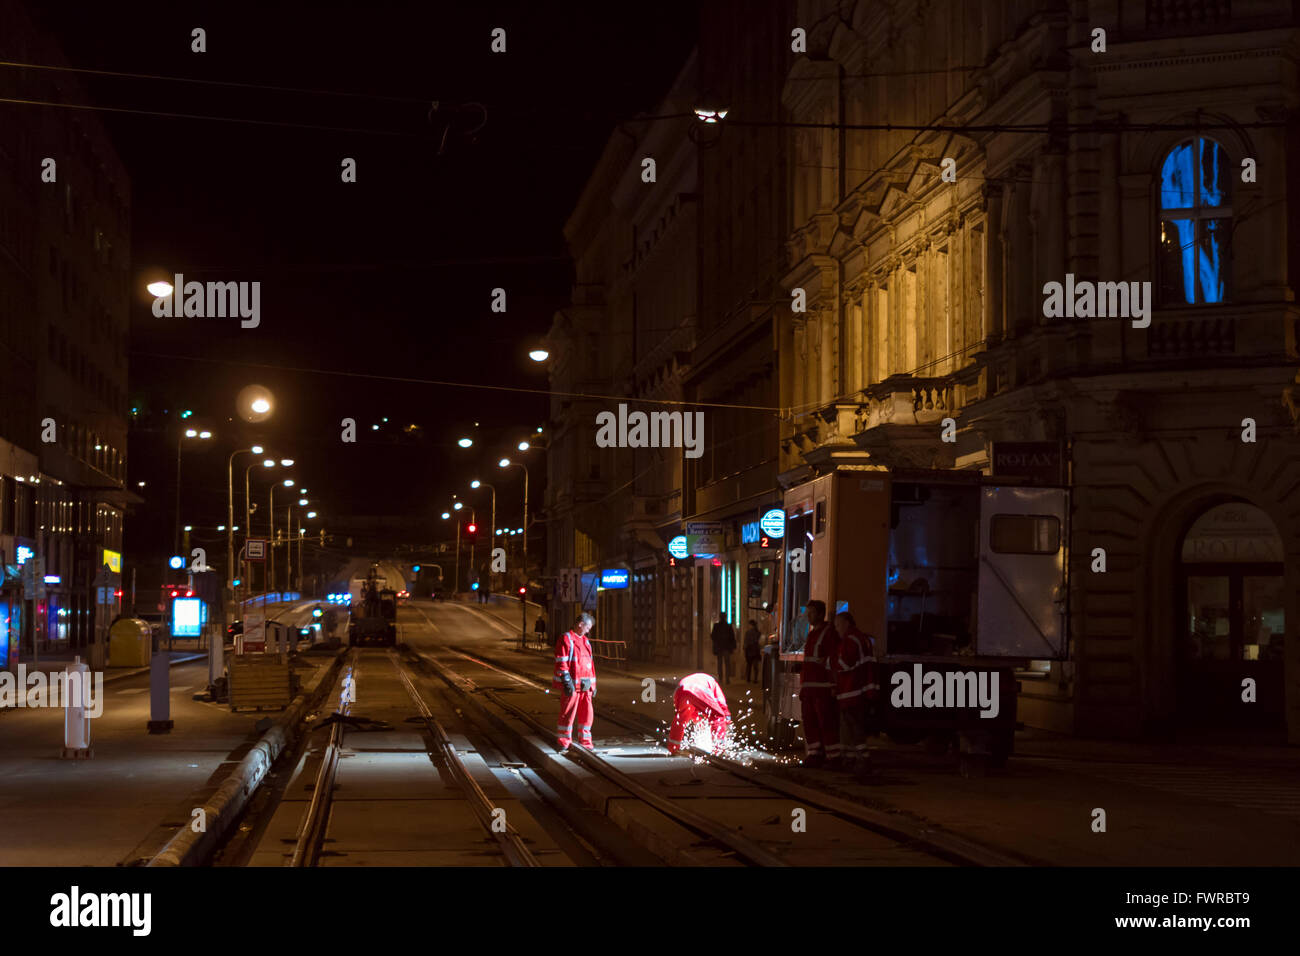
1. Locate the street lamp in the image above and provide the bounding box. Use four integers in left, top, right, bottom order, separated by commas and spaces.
499, 457, 529, 589
227, 445, 266, 592
442, 510, 461, 593
269, 477, 295, 592
528, 348, 549, 362
237, 385, 275, 424
471, 480, 496, 586
458, 437, 473, 448
175, 425, 212, 555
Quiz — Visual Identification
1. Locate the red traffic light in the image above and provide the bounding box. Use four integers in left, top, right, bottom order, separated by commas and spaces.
186, 590, 194, 597
170, 590, 178, 598
517, 587, 526, 595
467, 523, 477, 533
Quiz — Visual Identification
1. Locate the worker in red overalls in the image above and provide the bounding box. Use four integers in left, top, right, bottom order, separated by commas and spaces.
799, 600, 841, 768
833, 610, 880, 777
666, 672, 732, 755
554, 612, 597, 754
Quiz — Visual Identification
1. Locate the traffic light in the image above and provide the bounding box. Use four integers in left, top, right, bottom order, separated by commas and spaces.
312, 606, 323, 619
466, 523, 477, 534
517, 586, 526, 598
412, 565, 421, 573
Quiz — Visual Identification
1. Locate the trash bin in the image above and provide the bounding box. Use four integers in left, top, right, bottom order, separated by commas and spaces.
108, 618, 152, 667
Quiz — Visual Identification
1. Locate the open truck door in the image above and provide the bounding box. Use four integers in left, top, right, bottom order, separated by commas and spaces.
976, 486, 1069, 659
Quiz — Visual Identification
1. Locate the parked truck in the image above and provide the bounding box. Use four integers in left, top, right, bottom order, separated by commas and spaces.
763, 466, 1069, 772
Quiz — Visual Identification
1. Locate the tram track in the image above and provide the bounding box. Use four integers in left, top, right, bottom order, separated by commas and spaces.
436, 639, 1029, 867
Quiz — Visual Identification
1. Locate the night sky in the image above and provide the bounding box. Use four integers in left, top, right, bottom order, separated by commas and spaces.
31, 0, 699, 559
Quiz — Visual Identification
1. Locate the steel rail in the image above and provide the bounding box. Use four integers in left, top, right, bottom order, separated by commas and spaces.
418, 647, 789, 867
445, 644, 1027, 867
390, 653, 540, 867
288, 658, 354, 867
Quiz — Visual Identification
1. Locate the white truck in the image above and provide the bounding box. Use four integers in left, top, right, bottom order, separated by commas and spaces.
762, 466, 1069, 772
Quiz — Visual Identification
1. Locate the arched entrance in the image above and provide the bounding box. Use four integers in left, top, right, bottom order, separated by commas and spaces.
1177, 501, 1285, 729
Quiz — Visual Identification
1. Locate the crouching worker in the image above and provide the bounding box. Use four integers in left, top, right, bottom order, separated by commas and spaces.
666, 672, 732, 755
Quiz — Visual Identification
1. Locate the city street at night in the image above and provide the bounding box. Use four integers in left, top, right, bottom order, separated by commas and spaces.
0, 0, 1295, 942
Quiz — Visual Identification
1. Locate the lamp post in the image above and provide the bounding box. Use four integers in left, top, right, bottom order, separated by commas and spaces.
499, 458, 529, 587
270, 478, 294, 594
442, 511, 460, 594
175, 427, 212, 555
471, 480, 496, 587
227, 445, 263, 593
246, 458, 279, 592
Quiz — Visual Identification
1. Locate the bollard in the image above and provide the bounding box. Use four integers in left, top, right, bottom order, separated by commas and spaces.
147, 650, 173, 733
62, 656, 92, 759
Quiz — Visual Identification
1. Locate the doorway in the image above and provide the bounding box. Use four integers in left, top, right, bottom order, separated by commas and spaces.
1177, 502, 1285, 729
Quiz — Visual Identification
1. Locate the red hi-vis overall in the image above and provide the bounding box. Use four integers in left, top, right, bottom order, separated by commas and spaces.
834, 626, 880, 760
799, 622, 841, 759
554, 629, 596, 749
666, 673, 732, 755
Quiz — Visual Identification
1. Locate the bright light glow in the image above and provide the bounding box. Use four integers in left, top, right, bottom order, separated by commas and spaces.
528, 349, 549, 362
168, 556, 185, 570
250, 398, 271, 414
517, 441, 529, 451
263, 459, 275, 467
283, 479, 294, 487
251, 445, 264, 454
217, 525, 226, 531
453, 502, 463, 511
458, 438, 473, 448
306, 511, 316, 519
471, 480, 481, 489
280, 458, 294, 466
372, 424, 379, 431
498, 458, 510, 467
298, 498, 308, 506
441, 512, 450, 519
199, 430, 212, 439
536, 426, 543, 433
185, 429, 198, 438
147, 279, 174, 297
137, 481, 146, 488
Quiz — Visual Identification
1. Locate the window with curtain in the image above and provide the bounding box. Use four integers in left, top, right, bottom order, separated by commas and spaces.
1159, 138, 1231, 305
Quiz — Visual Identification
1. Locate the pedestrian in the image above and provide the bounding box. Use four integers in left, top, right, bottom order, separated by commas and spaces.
710, 613, 737, 684
666, 672, 732, 755
799, 600, 841, 768
533, 613, 547, 649
553, 612, 597, 754
833, 610, 879, 778
743, 619, 762, 683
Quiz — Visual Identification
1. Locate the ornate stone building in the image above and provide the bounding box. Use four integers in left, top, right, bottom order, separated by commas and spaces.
778, 0, 1300, 741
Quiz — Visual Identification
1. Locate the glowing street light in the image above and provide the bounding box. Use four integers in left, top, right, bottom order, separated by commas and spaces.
238, 385, 275, 423
441, 512, 451, 520
251, 445, 264, 454
528, 348, 549, 362
147, 279, 174, 298
517, 441, 529, 451
458, 438, 473, 448
453, 502, 463, 511
280, 458, 294, 467
263, 459, 275, 468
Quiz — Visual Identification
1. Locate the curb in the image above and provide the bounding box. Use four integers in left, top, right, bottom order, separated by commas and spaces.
145, 647, 349, 867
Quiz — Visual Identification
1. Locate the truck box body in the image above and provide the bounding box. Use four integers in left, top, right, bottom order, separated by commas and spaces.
767, 467, 1068, 760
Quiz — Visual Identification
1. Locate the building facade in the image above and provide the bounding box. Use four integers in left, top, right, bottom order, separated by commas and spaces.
0, 0, 132, 665
777, 0, 1300, 742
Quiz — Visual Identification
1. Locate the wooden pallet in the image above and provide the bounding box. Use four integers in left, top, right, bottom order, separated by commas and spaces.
229, 653, 291, 712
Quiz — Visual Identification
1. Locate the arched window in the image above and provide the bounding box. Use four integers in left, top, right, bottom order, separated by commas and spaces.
1159, 138, 1231, 305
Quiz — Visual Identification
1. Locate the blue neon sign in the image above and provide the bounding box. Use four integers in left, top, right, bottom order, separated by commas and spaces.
600, 569, 629, 589
667, 535, 688, 559
760, 508, 786, 539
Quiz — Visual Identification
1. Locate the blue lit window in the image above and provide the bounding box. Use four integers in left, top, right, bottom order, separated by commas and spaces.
1159, 138, 1230, 305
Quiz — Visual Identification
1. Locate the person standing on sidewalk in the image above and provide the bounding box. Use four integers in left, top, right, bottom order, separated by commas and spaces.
553, 612, 597, 754
743, 620, 762, 683
710, 614, 737, 684
799, 600, 841, 768
833, 610, 879, 777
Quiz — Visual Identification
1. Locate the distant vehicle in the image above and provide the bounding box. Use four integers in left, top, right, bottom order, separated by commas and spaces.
348, 567, 398, 647
430, 585, 450, 602
226, 620, 244, 640
397, 589, 409, 602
